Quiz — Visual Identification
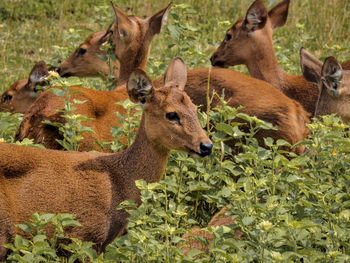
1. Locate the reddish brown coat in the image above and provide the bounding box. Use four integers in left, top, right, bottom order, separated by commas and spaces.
0, 58, 212, 260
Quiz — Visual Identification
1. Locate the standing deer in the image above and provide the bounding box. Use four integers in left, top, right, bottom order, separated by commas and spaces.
15, 3, 172, 151
0, 62, 49, 114
210, 0, 348, 116
300, 48, 350, 122
0, 58, 213, 260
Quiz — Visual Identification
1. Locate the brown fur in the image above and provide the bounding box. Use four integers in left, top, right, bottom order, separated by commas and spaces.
211, 0, 320, 116
0, 58, 212, 260
0, 62, 49, 114
17, 68, 310, 153
156, 68, 310, 154
342, 60, 350, 70
182, 206, 242, 255
0, 79, 32, 113
58, 30, 120, 78
301, 50, 350, 122
15, 4, 172, 150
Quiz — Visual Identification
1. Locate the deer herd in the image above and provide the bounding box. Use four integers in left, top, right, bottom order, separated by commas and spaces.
0, 0, 349, 258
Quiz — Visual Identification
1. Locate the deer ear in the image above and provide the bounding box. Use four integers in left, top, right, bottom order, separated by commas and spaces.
110, 2, 133, 39
268, 0, 290, 30
243, 0, 268, 32
148, 2, 172, 36
164, 57, 187, 90
127, 69, 153, 104
300, 48, 322, 87
321, 56, 343, 94
28, 61, 49, 90
98, 23, 114, 45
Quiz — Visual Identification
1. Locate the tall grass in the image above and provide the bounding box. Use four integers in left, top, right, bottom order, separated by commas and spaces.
0, 0, 349, 93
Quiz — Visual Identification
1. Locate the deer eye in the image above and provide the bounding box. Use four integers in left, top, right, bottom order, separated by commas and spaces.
225, 33, 232, 42
77, 48, 87, 57
166, 112, 181, 125
2, 94, 13, 102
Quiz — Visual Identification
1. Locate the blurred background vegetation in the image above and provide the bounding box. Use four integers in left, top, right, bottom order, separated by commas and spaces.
0, 0, 349, 93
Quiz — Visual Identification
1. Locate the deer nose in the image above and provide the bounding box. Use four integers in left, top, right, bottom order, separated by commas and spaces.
210, 54, 217, 65
200, 142, 213, 157
56, 67, 61, 75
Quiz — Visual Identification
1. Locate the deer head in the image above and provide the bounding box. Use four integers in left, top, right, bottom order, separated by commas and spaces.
127, 57, 213, 157
211, 0, 290, 68
57, 28, 117, 78
110, 2, 172, 83
0, 61, 49, 113
301, 48, 350, 122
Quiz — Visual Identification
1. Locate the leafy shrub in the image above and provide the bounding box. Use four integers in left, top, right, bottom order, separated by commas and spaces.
4, 213, 98, 262
0, 112, 22, 142
43, 74, 95, 151
4, 106, 350, 262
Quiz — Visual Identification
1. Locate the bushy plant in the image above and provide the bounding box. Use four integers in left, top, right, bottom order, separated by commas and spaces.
4, 106, 350, 262
42, 73, 95, 151
4, 213, 98, 263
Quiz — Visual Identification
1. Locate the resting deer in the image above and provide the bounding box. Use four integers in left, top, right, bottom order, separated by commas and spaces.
57, 27, 120, 78
0, 57, 212, 260
17, 2, 309, 153
15, 3, 172, 151
0, 62, 49, 113
182, 206, 240, 255
300, 48, 350, 122
342, 60, 350, 70
210, 0, 345, 116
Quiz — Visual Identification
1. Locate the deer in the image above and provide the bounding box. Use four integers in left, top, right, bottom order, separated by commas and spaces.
0, 57, 213, 260
210, 0, 349, 117
342, 60, 350, 70
17, 2, 309, 154
15, 2, 172, 151
182, 206, 240, 255
0, 62, 49, 114
300, 48, 350, 122
57, 27, 120, 78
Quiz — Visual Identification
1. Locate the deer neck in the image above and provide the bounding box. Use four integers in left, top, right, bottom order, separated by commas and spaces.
245, 40, 288, 91
111, 115, 169, 189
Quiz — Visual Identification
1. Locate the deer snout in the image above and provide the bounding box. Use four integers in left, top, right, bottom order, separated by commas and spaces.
210, 54, 217, 65
200, 142, 213, 157
210, 54, 225, 68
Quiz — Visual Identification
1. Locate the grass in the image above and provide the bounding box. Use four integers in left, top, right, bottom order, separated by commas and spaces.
0, 0, 349, 94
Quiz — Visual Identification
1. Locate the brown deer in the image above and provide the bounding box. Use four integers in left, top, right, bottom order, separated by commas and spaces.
17, 2, 309, 153
0, 62, 49, 113
342, 60, 350, 70
210, 0, 320, 115
15, 3, 172, 151
182, 206, 240, 255
153, 67, 310, 154
57, 27, 120, 78
0, 58, 213, 260
300, 48, 350, 122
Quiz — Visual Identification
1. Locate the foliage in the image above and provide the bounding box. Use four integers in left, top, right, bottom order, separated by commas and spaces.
99, 99, 142, 152
1, 0, 350, 262
0, 112, 22, 142
5, 107, 350, 262
4, 213, 98, 263
42, 74, 95, 151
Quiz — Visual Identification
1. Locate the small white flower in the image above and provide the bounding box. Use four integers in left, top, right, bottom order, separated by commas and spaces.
258, 220, 273, 231
48, 71, 59, 78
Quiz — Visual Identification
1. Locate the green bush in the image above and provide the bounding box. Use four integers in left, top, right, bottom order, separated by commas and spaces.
5, 107, 350, 262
